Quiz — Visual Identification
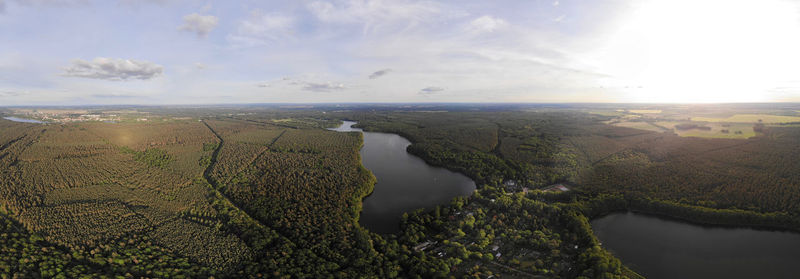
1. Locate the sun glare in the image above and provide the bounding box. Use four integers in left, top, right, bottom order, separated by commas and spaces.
595, 0, 800, 103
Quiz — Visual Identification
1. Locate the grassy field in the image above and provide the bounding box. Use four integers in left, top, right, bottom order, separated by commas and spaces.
652, 121, 756, 139
692, 114, 800, 124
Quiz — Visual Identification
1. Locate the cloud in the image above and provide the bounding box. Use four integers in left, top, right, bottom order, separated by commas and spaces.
368, 69, 392, 79
0, 90, 22, 97
306, 0, 447, 34
4, 0, 89, 9
0, 0, 5, 13
62, 57, 163, 81
179, 13, 218, 38
419, 86, 444, 94
228, 10, 294, 47
118, 0, 169, 6
469, 15, 507, 33
256, 83, 269, 88
302, 82, 346, 92
91, 93, 138, 99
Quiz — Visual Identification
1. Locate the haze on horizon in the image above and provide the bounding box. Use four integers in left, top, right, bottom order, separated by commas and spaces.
1, 0, 800, 106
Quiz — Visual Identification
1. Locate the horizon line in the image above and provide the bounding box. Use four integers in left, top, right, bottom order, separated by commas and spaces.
3, 101, 800, 108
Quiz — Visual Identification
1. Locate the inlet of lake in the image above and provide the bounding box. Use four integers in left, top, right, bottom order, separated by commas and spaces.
591, 212, 800, 279
330, 121, 476, 234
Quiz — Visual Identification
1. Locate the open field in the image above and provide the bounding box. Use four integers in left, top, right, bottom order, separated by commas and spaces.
612, 120, 757, 139
692, 114, 800, 124
657, 121, 756, 139
676, 123, 756, 139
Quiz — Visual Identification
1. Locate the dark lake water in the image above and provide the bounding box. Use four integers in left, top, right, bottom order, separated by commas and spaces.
3, 116, 46, 123
591, 212, 800, 279
331, 121, 476, 234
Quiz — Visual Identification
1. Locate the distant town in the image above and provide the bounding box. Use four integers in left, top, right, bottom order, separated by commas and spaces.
3, 108, 156, 123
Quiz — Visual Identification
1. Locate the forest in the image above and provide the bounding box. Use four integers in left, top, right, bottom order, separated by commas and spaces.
339, 107, 800, 225
2, 103, 800, 278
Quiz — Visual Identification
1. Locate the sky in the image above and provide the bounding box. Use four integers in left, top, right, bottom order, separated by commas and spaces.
1, 0, 800, 105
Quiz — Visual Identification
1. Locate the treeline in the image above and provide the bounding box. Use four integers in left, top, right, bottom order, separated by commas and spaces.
569, 192, 800, 231
577, 125, 800, 216
340, 111, 592, 187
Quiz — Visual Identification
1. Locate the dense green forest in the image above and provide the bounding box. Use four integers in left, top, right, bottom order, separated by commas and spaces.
340, 109, 800, 229
3, 104, 800, 278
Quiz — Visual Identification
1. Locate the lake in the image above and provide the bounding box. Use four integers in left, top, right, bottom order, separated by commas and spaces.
591, 212, 800, 279
3, 116, 46, 123
330, 121, 476, 234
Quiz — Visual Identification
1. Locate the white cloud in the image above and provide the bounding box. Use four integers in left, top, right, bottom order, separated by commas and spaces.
469, 15, 507, 33
368, 69, 391, 79
62, 57, 163, 81
228, 10, 294, 47
306, 0, 446, 34
179, 13, 218, 38
302, 81, 346, 92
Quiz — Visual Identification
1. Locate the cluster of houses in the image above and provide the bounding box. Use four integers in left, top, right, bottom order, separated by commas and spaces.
502, 180, 571, 195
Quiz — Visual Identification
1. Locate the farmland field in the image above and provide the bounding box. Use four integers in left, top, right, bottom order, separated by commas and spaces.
691, 114, 800, 124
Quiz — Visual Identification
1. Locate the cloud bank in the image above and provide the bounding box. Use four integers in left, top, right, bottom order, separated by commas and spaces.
62, 58, 163, 81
